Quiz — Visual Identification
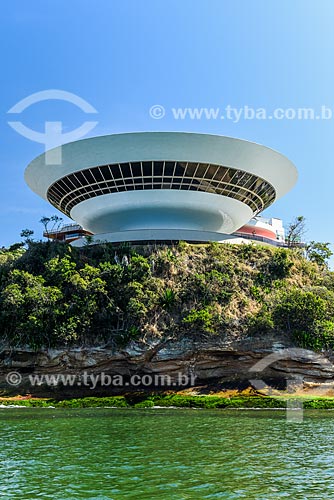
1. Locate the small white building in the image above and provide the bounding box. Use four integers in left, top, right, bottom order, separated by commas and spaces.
231, 216, 286, 245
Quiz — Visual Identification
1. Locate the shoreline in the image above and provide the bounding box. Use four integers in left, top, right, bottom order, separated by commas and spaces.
1, 394, 334, 409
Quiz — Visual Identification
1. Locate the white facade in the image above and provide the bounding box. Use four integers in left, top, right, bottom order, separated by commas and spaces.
25, 133, 298, 243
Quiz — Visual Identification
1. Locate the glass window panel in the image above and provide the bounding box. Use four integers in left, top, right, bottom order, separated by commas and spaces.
49, 187, 64, 200
120, 163, 131, 178
252, 180, 265, 193
131, 162, 141, 176
132, 177, 142, 184
227, 170, 242, 186
67, 189, 81, 200
91, 168, 103, 183
79, 169, 95, 185
164, 162, 175, 177
49, 187, 61, 198
97, 182, 109, 190
190, 178, 201, 188
153, 161, 163, 176
55, 179, 70, 193
133, 178, 143, 186
234, 171, 249, 187
193, 164, 208, 178
211, 166, 227, 181
72, 171, 87, 186
174, 162, 186, 177
99, 165, 112, 180
171, 177, 183, 187
256, 185, 270, 199
142, 162, 152, 177
240, 175, 253, 188
110, 164, 122, 179
204, 164, 219, 179
64, 175, 79, 190
106, 179, 116, 188
184, 162, 198, 177
162, 176, 173, 183
243, 176, 260, 192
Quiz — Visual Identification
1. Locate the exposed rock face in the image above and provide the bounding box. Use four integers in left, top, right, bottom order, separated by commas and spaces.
1, 336, 334, 397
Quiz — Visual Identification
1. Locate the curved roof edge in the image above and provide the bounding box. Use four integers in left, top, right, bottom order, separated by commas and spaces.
25, 132, 298, 201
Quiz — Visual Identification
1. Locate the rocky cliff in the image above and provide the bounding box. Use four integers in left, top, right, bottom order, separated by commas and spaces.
1, 335, 334, 398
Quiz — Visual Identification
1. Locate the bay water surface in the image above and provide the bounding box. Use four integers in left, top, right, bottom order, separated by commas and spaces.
0, 408, 333, 499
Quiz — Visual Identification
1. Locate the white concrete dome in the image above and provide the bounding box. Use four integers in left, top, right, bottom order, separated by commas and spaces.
24, 132, 298, 243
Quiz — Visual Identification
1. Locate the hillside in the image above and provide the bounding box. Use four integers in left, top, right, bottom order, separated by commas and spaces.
0, 239, 333, 351
1, 240, 334, 397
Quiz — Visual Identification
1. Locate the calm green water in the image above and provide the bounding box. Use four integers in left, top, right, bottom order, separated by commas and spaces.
1, 408, 334, 499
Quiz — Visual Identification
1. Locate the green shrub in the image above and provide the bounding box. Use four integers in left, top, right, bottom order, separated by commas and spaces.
247, 309, 274, 336
159, 288, 177, 310
183, 307, 216, 333
267, 249, 293, 279
273, 289, 326, 332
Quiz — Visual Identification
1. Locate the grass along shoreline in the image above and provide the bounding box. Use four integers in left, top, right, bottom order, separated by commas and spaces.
1, 394, 334, 409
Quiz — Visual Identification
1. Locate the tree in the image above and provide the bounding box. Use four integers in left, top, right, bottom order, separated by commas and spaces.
40, 215, 63, 240
84, 235, 94, 246
274, 289, 326, 333
286, 215, 306, 247
50, 215, 63, 231
20, 229, 34, 247
0, 269, 63, 347
305, 241, 333, 268
40, 217, 51, 239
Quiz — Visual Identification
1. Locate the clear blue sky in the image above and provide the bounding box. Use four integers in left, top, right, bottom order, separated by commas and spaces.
1, 0, 334, 246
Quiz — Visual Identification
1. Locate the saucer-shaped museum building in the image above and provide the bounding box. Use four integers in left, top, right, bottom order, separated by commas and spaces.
25, 132, 297, 244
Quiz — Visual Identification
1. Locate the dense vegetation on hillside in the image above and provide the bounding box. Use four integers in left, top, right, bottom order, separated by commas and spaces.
0, 239, 334, 351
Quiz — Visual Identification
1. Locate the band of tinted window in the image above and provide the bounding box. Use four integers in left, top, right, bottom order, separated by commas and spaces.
47, 161, 276, 217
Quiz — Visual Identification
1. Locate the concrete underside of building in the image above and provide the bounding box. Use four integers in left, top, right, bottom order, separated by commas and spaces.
70, 228, 282, 247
